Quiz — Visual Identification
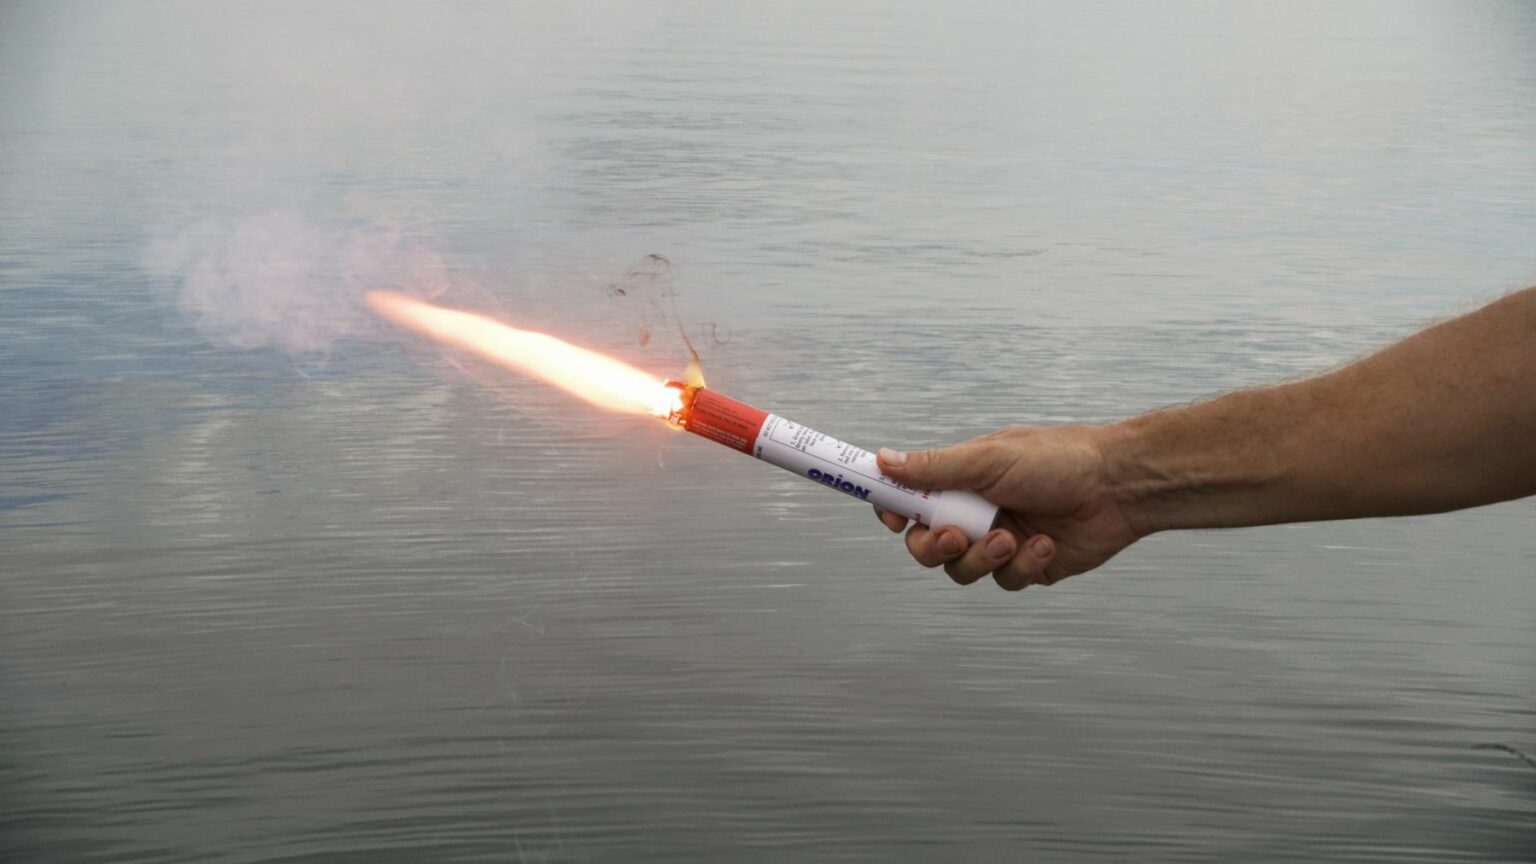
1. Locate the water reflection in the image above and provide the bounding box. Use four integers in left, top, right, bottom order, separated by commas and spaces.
2, 2, 1534, 861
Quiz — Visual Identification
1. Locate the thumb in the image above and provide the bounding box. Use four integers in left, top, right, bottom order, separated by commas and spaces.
877, 440, 1000, 491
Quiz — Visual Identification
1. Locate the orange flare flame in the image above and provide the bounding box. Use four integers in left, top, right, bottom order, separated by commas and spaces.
366, 291, 683, 418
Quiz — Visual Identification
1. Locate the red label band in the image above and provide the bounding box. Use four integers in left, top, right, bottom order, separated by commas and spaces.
686, 389, 769, 455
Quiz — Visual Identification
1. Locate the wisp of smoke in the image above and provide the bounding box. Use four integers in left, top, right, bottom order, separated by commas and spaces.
143, 215, 723, 409
603, 253, 728, 363
143, 212, 450, 357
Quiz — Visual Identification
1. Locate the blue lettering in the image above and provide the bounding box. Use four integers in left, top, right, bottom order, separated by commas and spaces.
807, 468, 871, 500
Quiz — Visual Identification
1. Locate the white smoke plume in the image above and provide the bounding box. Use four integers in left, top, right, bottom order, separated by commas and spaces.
144, 212, 451, 356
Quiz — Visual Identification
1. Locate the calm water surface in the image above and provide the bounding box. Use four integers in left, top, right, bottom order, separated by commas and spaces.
2, 2, 1534, 861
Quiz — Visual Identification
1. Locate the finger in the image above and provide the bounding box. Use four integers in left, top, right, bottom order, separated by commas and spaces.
993, 534, 1056, 591
943, 529, 1018, 586
905, 524, 968, 569
877, 440, 1001, 491
873, 505, 909, 533
1035, 537, 1067, 585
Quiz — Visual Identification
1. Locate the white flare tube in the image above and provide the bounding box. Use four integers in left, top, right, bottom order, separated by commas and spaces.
665, 384, 999, 542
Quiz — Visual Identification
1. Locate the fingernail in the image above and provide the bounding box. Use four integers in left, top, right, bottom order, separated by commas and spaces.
984, 531, 1012, 559
1030, 536, 1052, 558
936, 531, 963, 556
878, 448, 907, 466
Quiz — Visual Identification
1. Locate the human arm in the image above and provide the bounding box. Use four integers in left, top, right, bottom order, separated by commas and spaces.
876, 286, 1536, 590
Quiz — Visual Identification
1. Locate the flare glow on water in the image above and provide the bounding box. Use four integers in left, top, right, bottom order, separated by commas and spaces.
367, 290, 999, 540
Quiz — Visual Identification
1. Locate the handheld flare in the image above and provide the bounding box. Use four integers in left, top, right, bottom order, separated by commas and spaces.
366, 291, 999, 541
656, 381, 999, 541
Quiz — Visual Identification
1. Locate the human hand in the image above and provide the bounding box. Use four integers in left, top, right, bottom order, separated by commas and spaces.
874, 426, 1144, 590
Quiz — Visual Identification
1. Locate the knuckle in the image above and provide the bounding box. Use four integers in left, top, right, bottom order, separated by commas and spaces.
909, 540, 942, 568
997, 557, 1039, 589
945, 561, 983, 585
902, 449, 930, 476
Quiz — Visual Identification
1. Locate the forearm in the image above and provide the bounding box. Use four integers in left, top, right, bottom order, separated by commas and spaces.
1103, 287, 1536, 534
